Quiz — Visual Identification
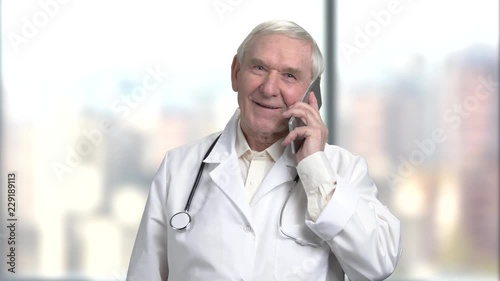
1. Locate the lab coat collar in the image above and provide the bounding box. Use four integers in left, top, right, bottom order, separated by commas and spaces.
203, 109, 239, 164
203, 108, 299, 208
203, 108, 298, 168
251, 144, 297, 205
204, 109, 251, 224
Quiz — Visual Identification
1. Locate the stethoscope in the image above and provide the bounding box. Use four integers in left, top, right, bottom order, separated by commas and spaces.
169, 135, 321, 248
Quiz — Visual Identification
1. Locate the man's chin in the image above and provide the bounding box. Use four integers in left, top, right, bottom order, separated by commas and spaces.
257, 124, 288, 138
242, 116, 287, 135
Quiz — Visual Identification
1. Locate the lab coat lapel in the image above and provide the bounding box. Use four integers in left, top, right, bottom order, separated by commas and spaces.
251, 145, 297, 205
204, 110, 252, 223
209, 156, 251, 219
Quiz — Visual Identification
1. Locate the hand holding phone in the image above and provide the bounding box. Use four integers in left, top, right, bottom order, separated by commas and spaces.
288, 79, 322, 154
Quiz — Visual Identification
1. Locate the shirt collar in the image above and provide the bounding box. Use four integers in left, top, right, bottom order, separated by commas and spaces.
236, 119, 285, 162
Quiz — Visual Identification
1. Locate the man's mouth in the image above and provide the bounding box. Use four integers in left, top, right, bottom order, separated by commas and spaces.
255, 101, 280, 110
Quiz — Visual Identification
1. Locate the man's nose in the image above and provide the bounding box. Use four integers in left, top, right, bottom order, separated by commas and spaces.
259, 72, 280, 97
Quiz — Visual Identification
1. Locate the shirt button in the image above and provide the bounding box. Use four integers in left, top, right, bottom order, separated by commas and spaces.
243, 225, 252, 232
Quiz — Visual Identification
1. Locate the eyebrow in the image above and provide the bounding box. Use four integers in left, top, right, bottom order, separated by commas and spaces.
247, 58, 267, 68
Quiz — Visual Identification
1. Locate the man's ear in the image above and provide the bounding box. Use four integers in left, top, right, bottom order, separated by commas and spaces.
231, 55, 240, 92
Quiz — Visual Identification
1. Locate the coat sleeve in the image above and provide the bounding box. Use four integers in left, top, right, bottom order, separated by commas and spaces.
305, 153, 402, 281
127, 154, 170, 281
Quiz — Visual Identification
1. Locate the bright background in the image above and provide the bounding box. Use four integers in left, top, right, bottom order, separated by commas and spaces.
1, 0, 498, 280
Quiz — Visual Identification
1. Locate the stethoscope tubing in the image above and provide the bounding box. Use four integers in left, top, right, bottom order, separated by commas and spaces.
183, 135, 221, 212
278, 175, 320, 247
170, 135, 221, 231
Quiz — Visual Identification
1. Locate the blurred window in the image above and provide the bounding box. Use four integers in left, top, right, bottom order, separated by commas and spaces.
335, 0, 498, 279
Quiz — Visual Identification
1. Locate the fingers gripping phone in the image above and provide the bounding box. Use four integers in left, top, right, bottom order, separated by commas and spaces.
288, 78, 322, 154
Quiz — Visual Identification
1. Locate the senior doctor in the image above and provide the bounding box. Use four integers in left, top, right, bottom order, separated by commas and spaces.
127, 20, 402, 281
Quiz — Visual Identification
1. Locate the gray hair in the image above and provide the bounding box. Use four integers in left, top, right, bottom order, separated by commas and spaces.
236, 20, 324, 82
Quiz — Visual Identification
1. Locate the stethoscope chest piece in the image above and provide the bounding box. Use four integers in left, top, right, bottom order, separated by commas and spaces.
170, 211, 192, 231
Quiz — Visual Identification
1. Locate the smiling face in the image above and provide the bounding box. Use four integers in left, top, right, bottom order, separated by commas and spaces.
231, 34, 313, 149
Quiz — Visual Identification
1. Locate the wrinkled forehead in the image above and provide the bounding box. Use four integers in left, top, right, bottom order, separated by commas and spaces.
244, 33, 312, 57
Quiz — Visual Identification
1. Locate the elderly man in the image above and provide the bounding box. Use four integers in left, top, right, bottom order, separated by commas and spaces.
127, 20, 402, 281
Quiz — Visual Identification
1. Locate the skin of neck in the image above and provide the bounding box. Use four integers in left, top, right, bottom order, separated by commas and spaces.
240, 123, 286, 152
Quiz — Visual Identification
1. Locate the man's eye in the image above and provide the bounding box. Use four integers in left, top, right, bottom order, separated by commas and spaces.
255, 65, 265, 70
285, 73, 296, 80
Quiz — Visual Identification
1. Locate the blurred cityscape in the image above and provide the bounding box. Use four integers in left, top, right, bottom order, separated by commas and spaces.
338, 44, 498, 278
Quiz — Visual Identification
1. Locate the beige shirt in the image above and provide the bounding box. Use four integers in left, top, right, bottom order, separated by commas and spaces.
236, 121, 337, 221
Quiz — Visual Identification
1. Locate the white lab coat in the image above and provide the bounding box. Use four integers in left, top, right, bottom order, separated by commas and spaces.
127, 110, 402, 281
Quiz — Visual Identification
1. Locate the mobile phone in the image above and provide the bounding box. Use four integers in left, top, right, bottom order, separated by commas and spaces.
288, 78, 322, 154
